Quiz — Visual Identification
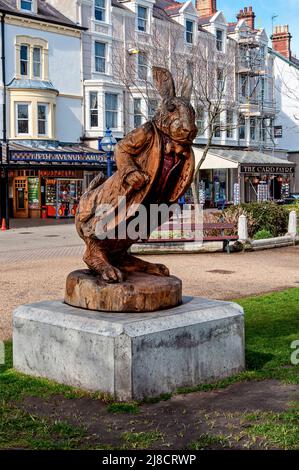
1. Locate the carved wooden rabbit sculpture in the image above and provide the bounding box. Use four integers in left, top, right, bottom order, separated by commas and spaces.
76, 67, 197, 283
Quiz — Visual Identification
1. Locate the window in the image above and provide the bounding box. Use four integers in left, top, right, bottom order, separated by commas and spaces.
260, 77, 265, 101
250, 117, 256, 141
214, 114, 221, 138
21, 0, 32, 11
148, 99, 157, 120
196, 108, 205, 136
260, 118, 266, 142
33, 47, 41, 78
134, 98, 142, 128
226, 110, 234, 138
217, 68, 224, 96
105, 93, 118, 128
137, 52, 147, 80
137, 6, 147, 32
95, 0, 106, 22
20, 45, 29, 76
95, 42, 106, 73
239, 114, 245, 140
38, 104, 48, 136
186, 20, 194, 44
90, 92, 98, 128
240, 76, 247, 98
216, 29, 223, 52
17, 103, 29, 135
17, 37, 48, 80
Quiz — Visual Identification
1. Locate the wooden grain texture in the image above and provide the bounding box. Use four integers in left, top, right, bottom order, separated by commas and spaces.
65, 270, 182, 312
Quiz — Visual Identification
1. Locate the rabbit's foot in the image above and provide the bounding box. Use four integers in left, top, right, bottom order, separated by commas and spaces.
117, 254, 170, 277
83, 255, 124, 283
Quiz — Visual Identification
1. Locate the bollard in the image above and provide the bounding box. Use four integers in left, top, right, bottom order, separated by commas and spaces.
238, 214, 248, 241
288, 210, 297, 237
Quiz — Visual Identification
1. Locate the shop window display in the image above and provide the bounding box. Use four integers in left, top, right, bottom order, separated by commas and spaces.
45, 178, 83, 218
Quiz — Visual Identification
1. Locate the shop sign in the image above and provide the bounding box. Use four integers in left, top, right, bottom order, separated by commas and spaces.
9, 151, 108, 164
240, 165, 295, 175
274, 126, 283, 138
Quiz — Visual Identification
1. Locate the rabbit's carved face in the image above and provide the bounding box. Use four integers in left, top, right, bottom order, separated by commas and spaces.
152, 67, 198, 145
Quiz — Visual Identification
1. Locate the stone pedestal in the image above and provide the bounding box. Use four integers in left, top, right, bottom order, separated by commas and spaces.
13, 298, 245, 401
65, 270, 182, 312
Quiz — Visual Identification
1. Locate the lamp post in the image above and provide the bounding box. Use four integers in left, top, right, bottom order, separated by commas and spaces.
99, 128, 117, 178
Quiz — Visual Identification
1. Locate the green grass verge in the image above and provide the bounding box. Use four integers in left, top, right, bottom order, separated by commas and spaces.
177, 288, 299, 394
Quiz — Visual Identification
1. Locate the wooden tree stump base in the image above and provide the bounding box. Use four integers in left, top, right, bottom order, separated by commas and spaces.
65, 270, 182, 312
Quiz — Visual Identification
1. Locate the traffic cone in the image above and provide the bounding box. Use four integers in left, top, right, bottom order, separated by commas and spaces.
1, 218, 6, 231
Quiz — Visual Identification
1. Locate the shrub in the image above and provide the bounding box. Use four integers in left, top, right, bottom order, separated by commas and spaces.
253, 229, 273, 240
223, 202, 289, 238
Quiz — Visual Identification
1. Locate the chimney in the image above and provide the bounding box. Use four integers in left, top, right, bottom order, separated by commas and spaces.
271, 25, 292, 60
237, 6, 255, 30
195, 0, 217, 17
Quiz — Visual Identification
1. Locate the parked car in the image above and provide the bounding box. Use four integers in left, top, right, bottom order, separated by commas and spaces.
283, 193, 299, 204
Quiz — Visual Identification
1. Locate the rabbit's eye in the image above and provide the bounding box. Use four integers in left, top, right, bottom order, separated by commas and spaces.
166, 103, 176, 112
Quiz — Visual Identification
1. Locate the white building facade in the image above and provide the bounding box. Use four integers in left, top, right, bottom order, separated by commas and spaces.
0, 0, 104, 222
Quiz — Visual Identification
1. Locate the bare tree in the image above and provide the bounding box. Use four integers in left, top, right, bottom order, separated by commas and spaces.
112, 18, 239, 203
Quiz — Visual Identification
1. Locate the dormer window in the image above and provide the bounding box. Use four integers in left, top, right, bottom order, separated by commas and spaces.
95, 0, 106, 22
137, 6, 147, 32
21, 0, 33, 12
186, 21, 194, 44
216, 29, 224, 52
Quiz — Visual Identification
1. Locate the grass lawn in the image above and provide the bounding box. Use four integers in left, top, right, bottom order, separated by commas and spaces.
0, 288, 299, 450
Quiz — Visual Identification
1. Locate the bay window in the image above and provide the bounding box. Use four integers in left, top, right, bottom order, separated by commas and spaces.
38, 104, 48, 136
105, 93, 118, 128
196, 108, 205, 136
226, 110, 234, 138
137, 52, 147, 80
90, 92, 98, 128
17, 103, 29, 135
239, 115, 246, 140
134, 98, 142, 128
148, 99, 157, 120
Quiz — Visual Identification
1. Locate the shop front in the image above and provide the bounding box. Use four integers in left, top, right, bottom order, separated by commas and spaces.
193, 147, 296, 207
3, 142, 111, 220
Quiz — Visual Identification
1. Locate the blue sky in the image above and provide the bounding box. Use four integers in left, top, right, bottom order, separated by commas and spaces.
217, 0, 299, 56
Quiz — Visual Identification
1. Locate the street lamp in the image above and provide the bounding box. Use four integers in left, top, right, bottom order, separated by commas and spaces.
99, 128, 117, 178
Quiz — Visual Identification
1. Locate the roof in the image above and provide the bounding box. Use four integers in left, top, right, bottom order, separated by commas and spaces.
7, 78, 59, 93
9, 141, 102, 154
0, 0, 84, 30
207, 148, 295, 165
194, 147, 296, 170
198, 15, 214, 26
269, 47, 299, 71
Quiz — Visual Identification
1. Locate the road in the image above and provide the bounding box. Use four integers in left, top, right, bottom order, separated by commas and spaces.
0, 222, 298, 340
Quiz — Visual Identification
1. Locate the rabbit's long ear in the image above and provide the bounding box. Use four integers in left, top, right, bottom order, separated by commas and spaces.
152, 67, 175, 99
181, 72, 193, 102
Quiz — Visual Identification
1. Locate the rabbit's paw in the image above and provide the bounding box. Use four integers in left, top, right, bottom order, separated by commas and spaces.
101, 265, 125, 283
146, 263, 170, 277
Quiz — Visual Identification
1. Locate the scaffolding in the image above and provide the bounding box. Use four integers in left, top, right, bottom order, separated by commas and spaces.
236, 29, 276, 153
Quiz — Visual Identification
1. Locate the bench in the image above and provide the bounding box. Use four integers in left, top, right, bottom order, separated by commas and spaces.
137, 221, 238, 254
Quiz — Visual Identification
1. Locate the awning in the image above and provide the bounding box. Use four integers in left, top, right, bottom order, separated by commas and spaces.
193, 147, 296, 174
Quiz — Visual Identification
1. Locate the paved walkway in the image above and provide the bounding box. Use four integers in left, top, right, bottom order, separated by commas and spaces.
0, 223, 298, 340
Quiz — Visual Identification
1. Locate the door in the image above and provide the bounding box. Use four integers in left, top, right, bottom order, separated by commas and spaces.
13, 177, 29, 218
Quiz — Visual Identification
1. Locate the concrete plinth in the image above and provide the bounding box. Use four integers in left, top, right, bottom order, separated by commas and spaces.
13, 298, 245, 401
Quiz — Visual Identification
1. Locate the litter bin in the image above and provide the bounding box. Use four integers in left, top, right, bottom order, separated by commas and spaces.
41, 206, 48, 219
